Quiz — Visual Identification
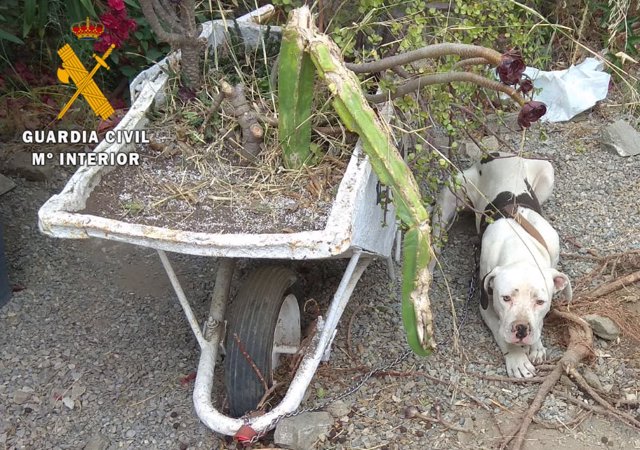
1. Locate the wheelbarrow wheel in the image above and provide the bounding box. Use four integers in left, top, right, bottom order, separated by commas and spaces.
224, 266, 301, 418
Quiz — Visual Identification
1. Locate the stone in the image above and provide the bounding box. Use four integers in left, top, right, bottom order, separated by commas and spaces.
484, 112, 519, 134
84, 433, 110, 450
463, 135, 501, 160
481, 135, 500, 152
0, 174, 16, 196
12, 390, 31, 405
581, 367, 604, 391
3, 152, 55, 182
325, 400, 352, 419
601, 119, 640, 157
274, 412, 334, 450
583, 314, 621, 341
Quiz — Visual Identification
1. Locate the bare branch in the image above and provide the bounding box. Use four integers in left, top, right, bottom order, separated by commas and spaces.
585, 269, 640, 298
346, 43, 503, 74
366, 71, 526, 106
453, 57, 491, 69
139, 0, 184, 43
152, 0, 183, 33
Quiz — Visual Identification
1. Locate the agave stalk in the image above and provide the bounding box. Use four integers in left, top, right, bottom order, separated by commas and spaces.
287, 6, 435, 355
278, 10, 316, 169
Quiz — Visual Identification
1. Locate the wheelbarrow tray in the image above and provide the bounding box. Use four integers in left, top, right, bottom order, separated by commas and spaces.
38, 16, 396, 260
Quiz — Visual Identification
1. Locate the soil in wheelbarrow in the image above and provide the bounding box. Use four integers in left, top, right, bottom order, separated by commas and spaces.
82, 30, 357, 234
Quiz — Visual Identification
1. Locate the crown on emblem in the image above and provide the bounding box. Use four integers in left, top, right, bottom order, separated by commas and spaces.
71, 17, 104, 40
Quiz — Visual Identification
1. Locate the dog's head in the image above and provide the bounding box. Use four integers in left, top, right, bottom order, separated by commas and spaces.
481, 263, 572, 345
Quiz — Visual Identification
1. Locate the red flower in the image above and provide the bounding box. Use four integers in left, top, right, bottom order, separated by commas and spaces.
497, 49, 525, 86
94, 2, 137, 52
94, 34, 118, 52
108, 0, 126, 11
518, 101, 547, 128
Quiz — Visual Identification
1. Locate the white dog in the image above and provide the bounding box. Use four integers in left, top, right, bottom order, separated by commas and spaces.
433, 153, 572, 378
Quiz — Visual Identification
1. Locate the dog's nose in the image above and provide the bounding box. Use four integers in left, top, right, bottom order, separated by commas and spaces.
513, 322, 530, 340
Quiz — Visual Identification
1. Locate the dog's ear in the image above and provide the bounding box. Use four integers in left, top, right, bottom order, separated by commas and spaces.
547, 269, 572, 302
480, 269, 498, 310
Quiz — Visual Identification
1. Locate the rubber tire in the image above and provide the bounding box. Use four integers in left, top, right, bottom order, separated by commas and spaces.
224, 266, 298, 418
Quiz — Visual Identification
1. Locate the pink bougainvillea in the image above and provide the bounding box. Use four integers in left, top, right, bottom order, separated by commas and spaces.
94, 0, 137, 52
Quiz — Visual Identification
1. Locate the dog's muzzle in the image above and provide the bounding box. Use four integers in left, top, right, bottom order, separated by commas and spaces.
514, 323, 529, 340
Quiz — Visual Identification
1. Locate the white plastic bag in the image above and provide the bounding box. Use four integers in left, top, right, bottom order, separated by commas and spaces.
525, 57, 611, 122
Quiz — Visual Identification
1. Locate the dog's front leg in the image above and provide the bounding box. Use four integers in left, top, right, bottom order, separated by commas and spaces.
528, 340, 546, 364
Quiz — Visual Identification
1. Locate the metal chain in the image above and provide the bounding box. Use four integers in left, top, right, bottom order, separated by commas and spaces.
246, 244, 482, 445
456, 242, 481, 334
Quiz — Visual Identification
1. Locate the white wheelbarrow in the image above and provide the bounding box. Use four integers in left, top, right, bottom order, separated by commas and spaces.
38, 4, 398, 440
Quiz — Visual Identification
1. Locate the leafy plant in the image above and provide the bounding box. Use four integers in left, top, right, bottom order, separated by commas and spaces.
0, 0, 97, 44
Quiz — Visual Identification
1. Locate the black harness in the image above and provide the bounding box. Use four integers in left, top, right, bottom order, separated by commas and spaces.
479, 179, 542, 237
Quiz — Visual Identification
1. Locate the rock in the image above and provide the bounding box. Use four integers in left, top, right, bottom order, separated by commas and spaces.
12, 390, 32, 405
84, 433, 110, 450
62, 396, 75, 409
481, 135, 500, 152
3, 152, 55, 182
601, 119, 640, 157
274, 412, 334, 450
463, 135, 501, 160
583, 314, 621, 341
484, 112, 519, 134
0, 174, 16, 195
325, 400, 351, 419
70, 384, 86, 400
581, 367, 604, 391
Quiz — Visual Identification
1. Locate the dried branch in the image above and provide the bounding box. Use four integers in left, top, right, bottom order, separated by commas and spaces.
199, 90, 225, 134
365, 71, 525, 106
584, 269, 640, 298
569, 367, 640, 428
453, 57, 491, 69
404, 404, 471, 433
501, 309, 593, 450
139, 0, 184, 43
345, 43, 503, 74
151, 0, 183, 33
532, 411, 590, 429
221, 81, 264, 160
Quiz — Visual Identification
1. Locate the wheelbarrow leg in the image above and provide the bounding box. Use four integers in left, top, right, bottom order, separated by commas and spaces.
157, 249, 208, 349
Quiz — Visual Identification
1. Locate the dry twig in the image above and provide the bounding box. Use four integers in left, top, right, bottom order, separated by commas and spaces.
221, 81, 264, 160
584, 269, 640, 298
500, 309, 593, 450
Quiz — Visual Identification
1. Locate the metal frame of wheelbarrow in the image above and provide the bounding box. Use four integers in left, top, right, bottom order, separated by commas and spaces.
156, 248, 375, 436
37, 3, 401, 439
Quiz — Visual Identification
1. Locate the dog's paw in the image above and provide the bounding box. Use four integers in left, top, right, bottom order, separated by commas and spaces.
528, 341, 546, 364
505, 352, 536, 378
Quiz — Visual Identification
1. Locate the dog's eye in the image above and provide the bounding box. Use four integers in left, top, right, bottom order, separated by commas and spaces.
535, 299, 545, 306
501, 295, 511, 302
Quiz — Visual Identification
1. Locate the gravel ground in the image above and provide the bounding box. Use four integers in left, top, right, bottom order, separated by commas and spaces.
1, 108, 639, 450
